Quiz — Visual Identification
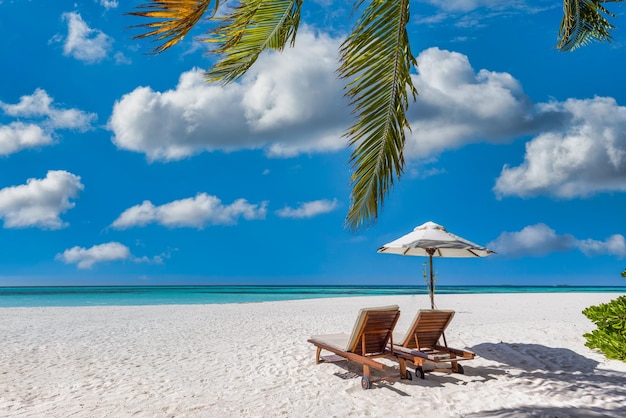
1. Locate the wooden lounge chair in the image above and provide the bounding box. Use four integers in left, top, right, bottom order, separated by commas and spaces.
392, 309, 475, 379
307, 305, 411, 389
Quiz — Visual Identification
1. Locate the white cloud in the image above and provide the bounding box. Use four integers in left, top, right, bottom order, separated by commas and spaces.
404, 47, 545, 159
578, 234, 626, 257
0, 170, 84, 229
109, 42, 540, 163
100, 0, 118, 10
488, 223, 626, 258
113, 51, 131, 65
56, 241, 167, 269
276, 199, 339, 219
0, 123, 53, 155
108, 38, 626, 202
1, 88, 96, 131
111, 193, 267, 229
494, 97, 626, 198
108, 29, 349, 161
400, 48, 626, 200
487, 224, 576, 257
61, 12, 113, 63
0, 89, 96, 156
56, 242, 130, 269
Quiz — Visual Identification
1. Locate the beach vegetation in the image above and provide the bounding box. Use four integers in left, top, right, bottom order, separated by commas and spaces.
128, 0, 625, 230
582, 295, 626, 361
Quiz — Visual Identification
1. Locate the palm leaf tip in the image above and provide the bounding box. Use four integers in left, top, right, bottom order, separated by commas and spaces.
557, 0, 619, 52
128, 0, 218, 54
204, 0, 303, 84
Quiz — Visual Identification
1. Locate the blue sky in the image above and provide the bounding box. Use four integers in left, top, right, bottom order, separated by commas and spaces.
0, 0, 625, 287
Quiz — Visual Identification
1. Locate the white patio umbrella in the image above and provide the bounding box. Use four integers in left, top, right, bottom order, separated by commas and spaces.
378, 221, 495, 309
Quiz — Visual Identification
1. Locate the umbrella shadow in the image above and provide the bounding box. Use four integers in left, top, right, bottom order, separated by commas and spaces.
462, 405, 626, 418
468, 342, 626, 416
471, 342, 599, 373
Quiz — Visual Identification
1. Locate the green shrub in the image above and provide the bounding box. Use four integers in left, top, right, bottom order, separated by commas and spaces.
582, 295, 626, 361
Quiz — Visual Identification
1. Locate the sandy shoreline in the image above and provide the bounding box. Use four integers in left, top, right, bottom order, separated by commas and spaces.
1, 293, 625, 417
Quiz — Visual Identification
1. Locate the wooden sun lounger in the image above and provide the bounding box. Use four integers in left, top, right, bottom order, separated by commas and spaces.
392, 309, 475, 379
307, 305, 411, 389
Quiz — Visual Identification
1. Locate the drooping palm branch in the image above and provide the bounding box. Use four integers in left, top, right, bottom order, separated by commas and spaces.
557, 0, 624, 51
339, 0, 416, 231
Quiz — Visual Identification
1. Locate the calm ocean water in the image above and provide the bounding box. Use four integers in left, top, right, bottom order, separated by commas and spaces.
0, 285, 625, 307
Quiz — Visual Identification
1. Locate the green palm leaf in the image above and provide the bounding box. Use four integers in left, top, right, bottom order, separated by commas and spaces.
557, 0, 624, 51
340, 0, 417, 230
205, 0, 303, 84
128, 0, 218, 54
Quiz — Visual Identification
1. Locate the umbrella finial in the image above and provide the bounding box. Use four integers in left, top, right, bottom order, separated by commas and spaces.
415, 221, 445, 232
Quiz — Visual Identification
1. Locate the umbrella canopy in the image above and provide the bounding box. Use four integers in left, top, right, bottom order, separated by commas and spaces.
378, 221, 495, 308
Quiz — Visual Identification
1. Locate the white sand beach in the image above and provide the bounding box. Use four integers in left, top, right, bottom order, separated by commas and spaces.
1, 293, 625, 417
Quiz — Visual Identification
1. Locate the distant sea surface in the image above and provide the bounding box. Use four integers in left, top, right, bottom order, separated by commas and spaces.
1, 285, 625, 307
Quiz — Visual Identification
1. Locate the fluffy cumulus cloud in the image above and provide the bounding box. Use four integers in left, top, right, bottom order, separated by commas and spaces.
61, 12, 113, 63
108, 37, 626, 200
108, 29, 349, 161
111, 193, 267, 229
1, 88, 96, 131
488, 223, 626, 258
578, 234, 626, 257
0, 89, 96, 155
403, 47, 626, 200
55, 242, 162, 269
0, 170, 84, 229
0, 123, 52, 156
276, 199, 339, 219
404, 47, 556, 158
487, 224, 576, 257
56, 242, 130, 269
494, 97, 626, 198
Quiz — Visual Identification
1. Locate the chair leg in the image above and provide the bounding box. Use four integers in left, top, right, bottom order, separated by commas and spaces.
450, 354, 459, 372
399, 358, 408, 379
315, 347, 322, 364
363, 363, 371, 380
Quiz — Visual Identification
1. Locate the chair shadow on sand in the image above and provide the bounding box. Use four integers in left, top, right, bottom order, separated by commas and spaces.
325, 354, 506, 393
326, 357, 450, 394
465, 342, 626, 418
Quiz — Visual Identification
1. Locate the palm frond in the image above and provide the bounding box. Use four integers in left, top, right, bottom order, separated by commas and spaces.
557, 0, 624, 51
128, 0, 217, 54
205, 0, 303, 84
340, 0, 417, 231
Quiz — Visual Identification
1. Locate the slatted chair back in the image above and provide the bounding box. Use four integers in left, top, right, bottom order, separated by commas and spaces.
346, 306, 400, 356
401, 309, 455, 350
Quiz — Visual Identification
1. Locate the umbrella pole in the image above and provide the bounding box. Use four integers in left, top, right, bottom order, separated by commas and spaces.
428, 250, 435, 309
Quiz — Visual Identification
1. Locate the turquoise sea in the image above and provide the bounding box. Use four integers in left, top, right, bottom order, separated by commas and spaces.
0, 285, 625, 307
